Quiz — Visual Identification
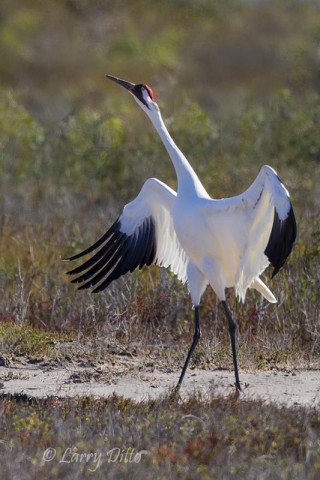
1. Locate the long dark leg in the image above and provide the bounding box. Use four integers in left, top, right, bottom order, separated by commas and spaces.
176, 306, 201, 389
222, 301, 241, 392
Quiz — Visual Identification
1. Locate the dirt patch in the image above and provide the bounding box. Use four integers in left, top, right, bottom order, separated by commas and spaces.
0, 359, 319, 408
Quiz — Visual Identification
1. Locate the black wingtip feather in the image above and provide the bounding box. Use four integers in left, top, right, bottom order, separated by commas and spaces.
265, 204, 297, 278
64, 218, 120, 262
67, 234, 126, 280
66, 216, 157, 293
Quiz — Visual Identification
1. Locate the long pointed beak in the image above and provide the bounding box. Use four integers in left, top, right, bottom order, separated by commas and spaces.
106, 74, 135, 92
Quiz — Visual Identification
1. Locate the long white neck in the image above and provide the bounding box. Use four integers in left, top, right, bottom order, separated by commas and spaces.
145, 105, 209, 198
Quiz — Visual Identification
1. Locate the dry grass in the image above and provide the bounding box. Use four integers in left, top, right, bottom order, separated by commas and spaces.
0, 392, 319, 479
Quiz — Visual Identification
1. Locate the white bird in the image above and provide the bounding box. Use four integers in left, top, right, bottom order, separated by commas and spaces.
65, 75, 297, 391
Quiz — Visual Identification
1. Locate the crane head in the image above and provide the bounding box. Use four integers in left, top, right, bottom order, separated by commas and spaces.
106, 74, 157, 113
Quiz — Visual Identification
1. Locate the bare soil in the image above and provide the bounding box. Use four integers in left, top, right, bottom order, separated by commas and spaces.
0, 355, 319, 408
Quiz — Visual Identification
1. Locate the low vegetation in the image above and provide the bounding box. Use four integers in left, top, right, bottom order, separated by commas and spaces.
0, 392, 319, 479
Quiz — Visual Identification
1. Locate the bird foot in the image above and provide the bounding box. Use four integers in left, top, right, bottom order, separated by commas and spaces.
167, 383, 182, 401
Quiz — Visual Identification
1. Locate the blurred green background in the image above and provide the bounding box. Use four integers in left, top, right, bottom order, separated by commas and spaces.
2, 0, 320, 212
0, 0, 319, 360
2, 0, 320, 206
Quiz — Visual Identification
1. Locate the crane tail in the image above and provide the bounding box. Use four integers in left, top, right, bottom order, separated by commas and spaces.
251, 277, 277, 303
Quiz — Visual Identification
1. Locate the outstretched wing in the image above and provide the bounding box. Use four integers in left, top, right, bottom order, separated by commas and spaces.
224, 165, 296, 299
240, 165, 296, 278
201, 165, 296, 302
65, 178, 189, 292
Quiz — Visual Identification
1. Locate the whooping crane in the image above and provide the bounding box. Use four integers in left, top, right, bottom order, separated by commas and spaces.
65, 75, 297, 392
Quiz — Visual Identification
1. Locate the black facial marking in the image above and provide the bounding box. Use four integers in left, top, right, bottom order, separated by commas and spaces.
131, 84, 152, 109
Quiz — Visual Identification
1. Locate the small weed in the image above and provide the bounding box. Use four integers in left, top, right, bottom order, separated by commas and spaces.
0, 323, 69, 358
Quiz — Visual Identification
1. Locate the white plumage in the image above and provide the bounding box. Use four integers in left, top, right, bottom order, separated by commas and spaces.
66, 75, 296, 391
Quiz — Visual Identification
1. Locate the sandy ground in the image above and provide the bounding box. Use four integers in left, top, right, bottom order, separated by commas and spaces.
0, 361, 319, 408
